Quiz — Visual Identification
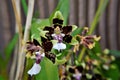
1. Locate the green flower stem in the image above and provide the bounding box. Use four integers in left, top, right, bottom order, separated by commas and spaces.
88, 0, 109, 35
78, 47, 86, 62
78, 0, 109, 62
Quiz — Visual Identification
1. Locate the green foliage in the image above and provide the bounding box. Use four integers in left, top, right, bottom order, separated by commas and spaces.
88, 0, 109, 34
0, 33, 18, 80
102, 64, 120, 80
78, 0, 109, 62
4, 33, 18, 60
21, 0, 28, 15
28, 0, 70, 79
0, 75, 4, 80
35, 57, 59, 80
92, 41, 102, 54
5, 0, 120, 80
31, 19, 50, 44
49, 0, 69, 25
109, 50, 120, 57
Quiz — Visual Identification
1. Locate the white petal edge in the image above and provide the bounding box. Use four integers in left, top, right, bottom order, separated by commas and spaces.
28, 63, 41, 76
53, 43, 66, 51
35, 51, 40, 54
41, 53, 45, 57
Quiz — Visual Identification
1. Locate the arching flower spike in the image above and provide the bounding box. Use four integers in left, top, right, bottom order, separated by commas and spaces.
74, 27, 101, 50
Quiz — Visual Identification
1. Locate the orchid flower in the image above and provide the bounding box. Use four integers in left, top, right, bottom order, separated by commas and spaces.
68, 66, 83, 80
26, 39, 55, 76
74, 27, 101, 51
43, 18, 73, 51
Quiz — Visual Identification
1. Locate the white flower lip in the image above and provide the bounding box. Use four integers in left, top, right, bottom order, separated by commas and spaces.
53, 42, 66, 51
28, 63, 41, 76
35, 51, 45, 57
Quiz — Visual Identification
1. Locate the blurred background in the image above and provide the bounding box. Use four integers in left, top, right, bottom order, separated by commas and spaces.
0, 0, 120, 79
0, 0, 120, 56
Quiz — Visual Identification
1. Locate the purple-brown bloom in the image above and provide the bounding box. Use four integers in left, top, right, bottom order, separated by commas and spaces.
26, 39, 41, 53
43, 18, 73, 51
74, 27, 101, 50
26, 38, 55, 76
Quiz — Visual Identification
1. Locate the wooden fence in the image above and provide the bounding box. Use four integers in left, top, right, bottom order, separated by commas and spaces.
0, 0, 120, 55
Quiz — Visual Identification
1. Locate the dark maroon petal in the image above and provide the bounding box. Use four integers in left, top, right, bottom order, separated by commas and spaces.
26, 42, 33, 44
45, 52, 56, 63
41, 37, 47, 42
53, 18, 63, 25
81, 74, 87, 79
63, 35, 72, 43
26, 40, 41, 53
92, 74, 102, 80
53, 24, 62, 29
83, 39, 90, 45
36, 59, 41, 64
76, 66, 83, 73
44, 26, 54, 34
33, 39, 40, 46
62, 26, 72, 34
26, 45, 40, 53
68, 67, 75, 73
85, 36, 94, 39
42, 41, 53, 52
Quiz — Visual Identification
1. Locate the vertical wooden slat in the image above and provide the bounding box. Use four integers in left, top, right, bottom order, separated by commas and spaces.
99, 12, 107, 49
37, 0, 45, 18
108, 0, 118, 50
78, 0, 86, 27
118, 0, 120, 50
88, 0, 96, 27
0, 0, 11, 54
69, 0, 77, 25
47, 0, 55, 15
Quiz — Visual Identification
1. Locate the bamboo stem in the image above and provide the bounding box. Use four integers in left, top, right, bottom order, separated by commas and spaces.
11, 0, 22, 80
15, 0, 35, 80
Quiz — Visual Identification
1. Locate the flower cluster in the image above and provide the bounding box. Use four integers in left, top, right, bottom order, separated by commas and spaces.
26, 39, 55, 76
58, 62, 104, 80
73, 27, 101, 52
25, 11, 102, 78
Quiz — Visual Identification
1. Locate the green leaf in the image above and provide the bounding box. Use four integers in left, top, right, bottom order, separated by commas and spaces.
35, 57, 59, 80
102, 64, 120, 80
21, 0, 28, 15
88, 0, 109, 34
70, 37, 79, 45
38, 29, 48, 38
49, 0, 70, 25
31, 19, 50, 43
87, 50, 102, 61
53, 11, 64, 20
55, 58, 66, 65
0, 75, 4, 80
23, 58, 34, 80
72, 25, 78, 32
32, 19, 50, 29
71, 27, 82, 36
109, 50, 120, 57
92, 41, 102, 54
112, 58, 120, 72
5, 33, 18, 60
